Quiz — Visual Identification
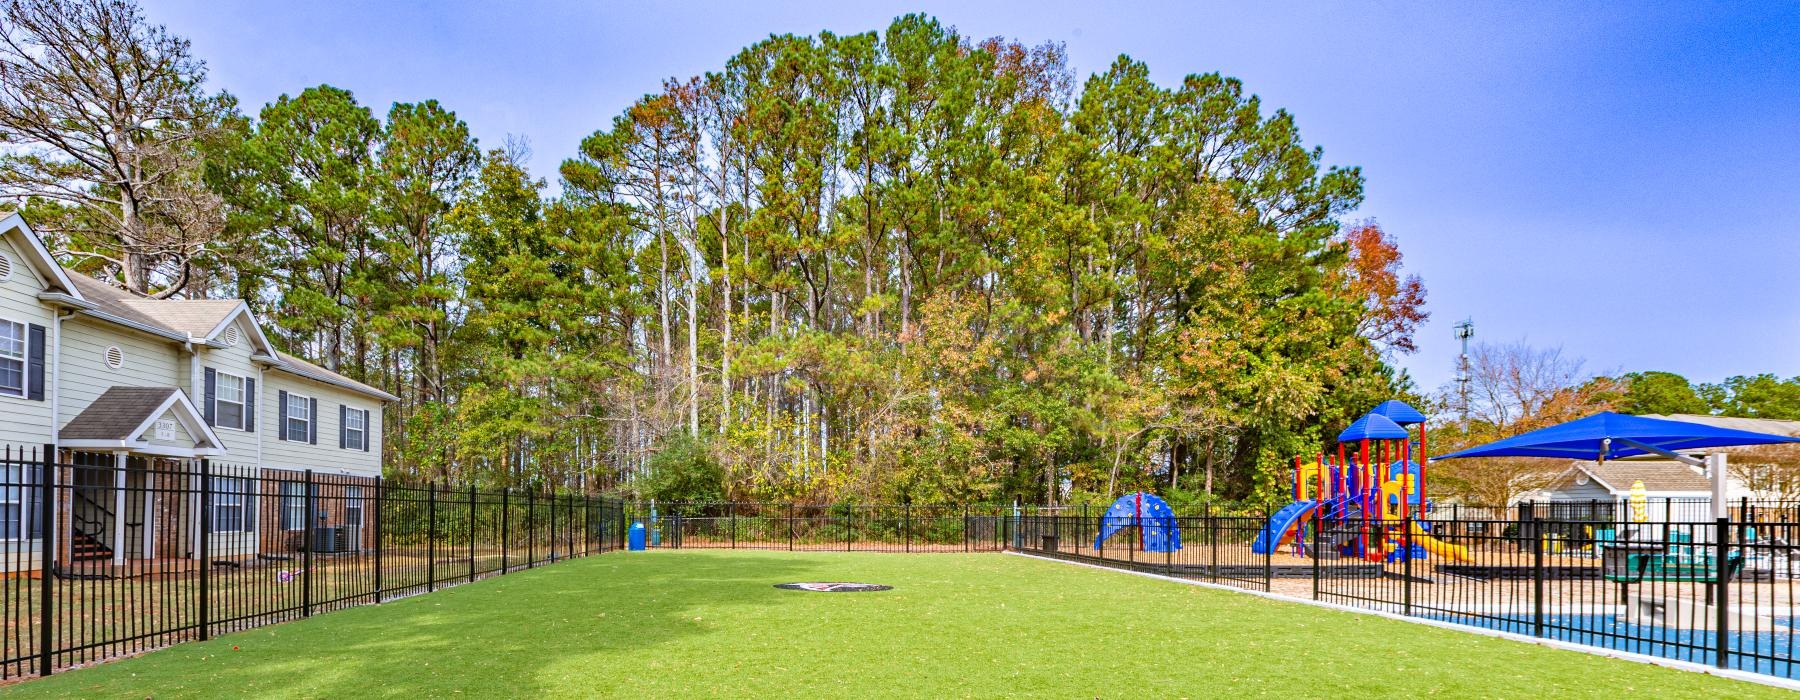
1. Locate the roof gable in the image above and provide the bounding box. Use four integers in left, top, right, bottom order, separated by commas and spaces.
60, 386, 224, 456
0, 213, 80, 299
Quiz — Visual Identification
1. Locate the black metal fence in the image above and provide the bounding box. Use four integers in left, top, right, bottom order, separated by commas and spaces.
629, 502, 1015, 553
0, 445, 626, 680
1006, 505, 1800, 680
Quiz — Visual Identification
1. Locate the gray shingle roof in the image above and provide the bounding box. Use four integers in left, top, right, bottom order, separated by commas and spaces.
60, 387, 179, 440
65, 274, 240, 338
62, 273, 394, 402
1572, 461, 1712, 493
274, 351, 398, 402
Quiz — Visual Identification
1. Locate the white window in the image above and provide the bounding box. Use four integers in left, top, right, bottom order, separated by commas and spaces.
280, 481, 306, 531
285, 393, 311, 442
344, 486, 364, 528
209, 477, 251, 532
215, 372, 247, 431
0, 319, 23, 398
344, 408, 366, 450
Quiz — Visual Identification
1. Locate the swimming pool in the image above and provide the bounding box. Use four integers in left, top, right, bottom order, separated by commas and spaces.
1424, 612, 1800, 679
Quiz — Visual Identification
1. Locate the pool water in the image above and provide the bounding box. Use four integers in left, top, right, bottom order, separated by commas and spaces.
1423, 613, 1800, 679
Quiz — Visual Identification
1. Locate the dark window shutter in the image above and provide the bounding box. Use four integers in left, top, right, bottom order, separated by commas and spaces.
308, 397, 318, 444
203, 368, 217, 426
277, 390, 289, 441
363, 410, 372, 452
244, 378, 256, 433
26, 324, 45, 401
339, 404, 348, 449
243, 477, 257, 532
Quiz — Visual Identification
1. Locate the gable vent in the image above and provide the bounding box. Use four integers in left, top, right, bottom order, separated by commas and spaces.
222, 325, 241, 347
0, 252, 12, 281
103, 345, 124, 370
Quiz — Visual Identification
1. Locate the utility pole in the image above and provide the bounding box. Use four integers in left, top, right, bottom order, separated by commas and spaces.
1453, 318, 1475, 432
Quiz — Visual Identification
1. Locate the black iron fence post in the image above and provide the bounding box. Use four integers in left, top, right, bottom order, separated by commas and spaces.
550, 491, 560, 557
303, 469, 314, 617
787, 503, 795, 551
730, 503, 737, 550
1532, 525, 1545, 638
469, 483, 477, 583
38, 444, 56, 677
373, 476, 384, 601
526, 489, 535, 566
963, 504, 970, 553
197, 457, 209, 642
1209, 505, 1219, 583
1310, 511, 1322, 601
1263, 506, 1273, 589
844, 505, 852, 551
500, 488, 509, 574
905, 501, 912, 553
427, 481, 438, 591
1403, 516, 1413, 617
1715, 516, 1731, 669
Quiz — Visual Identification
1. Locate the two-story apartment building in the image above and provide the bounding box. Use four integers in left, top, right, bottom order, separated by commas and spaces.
0, 213, 394, 573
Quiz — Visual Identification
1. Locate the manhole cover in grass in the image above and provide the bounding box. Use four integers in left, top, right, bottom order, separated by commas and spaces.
774, 582, 892, 592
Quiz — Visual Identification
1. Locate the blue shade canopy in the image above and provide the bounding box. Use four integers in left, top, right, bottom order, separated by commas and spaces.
1337, 413, 1410, 442
1369, 400, 1427, 426
1435, 412, 1800, 461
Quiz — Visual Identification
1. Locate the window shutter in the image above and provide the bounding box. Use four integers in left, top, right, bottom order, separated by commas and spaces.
277, 390, 289, 441
363, 410, 372, 453
26, 324, 44, 401
244, 378, 256, 433
308, 397, 318, 444
243, 478, 257, 532
339, 404, 348, 449
203, 368, 217, 426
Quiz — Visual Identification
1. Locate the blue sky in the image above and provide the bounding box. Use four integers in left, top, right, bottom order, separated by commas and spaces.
146, 1, 1800, 393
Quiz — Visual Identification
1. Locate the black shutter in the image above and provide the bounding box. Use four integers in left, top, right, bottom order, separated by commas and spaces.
308, 397, 318, 444
277, 390, 289, 441
243, 477, 256, 532
339, 404, 348, 449
244, 378, 256, 433
26, 324, 44, 401
363, 409, 371, 452
203, 367, 217, 426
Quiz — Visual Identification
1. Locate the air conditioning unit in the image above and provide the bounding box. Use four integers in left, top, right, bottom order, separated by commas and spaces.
309, 526, 347, 553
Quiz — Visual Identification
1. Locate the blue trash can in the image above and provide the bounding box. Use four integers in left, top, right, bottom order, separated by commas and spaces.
628, 522, 647, 551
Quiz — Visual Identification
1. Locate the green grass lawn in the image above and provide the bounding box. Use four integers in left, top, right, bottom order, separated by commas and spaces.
8, 550, 1784, 698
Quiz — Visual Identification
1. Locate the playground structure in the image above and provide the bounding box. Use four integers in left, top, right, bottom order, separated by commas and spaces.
1092, 492, 1181, 553
1252, 400, 1471, 564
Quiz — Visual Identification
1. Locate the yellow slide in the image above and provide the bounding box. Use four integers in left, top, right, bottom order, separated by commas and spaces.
1408, 523, 1472, 562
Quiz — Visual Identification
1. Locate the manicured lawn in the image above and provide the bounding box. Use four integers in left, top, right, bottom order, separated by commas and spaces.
7, 550, 1784, 698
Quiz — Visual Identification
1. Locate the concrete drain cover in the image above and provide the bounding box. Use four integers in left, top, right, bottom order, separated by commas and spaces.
774, 582, 893, 592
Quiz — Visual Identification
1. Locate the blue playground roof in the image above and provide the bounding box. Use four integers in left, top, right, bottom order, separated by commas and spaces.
1369, 399, 1427, 426
1436, 412, 1800, 461
1338, 413, 1409, 442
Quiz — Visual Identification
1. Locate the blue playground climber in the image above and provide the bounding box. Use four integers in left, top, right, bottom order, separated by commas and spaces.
1093, 492, 1182, 553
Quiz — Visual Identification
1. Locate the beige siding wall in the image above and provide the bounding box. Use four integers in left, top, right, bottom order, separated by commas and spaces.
195, 315, 262, 465
58, 317, 182, 433
260, 370, 382, 478
0, 234, 55, 448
